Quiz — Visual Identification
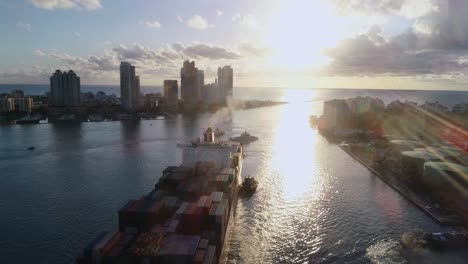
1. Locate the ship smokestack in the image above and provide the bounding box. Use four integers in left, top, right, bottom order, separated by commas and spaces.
204, 127, 215, 143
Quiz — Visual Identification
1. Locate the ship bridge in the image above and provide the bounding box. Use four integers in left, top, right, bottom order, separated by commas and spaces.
177, 128, 242, 169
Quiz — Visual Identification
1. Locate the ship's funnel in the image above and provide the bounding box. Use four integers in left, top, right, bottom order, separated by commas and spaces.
203, 127, 215, 143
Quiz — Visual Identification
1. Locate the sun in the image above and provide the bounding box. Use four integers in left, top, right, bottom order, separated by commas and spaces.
264, 1, 346, 70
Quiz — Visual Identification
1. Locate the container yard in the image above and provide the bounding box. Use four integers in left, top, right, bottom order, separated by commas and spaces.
76, 128, 243, 264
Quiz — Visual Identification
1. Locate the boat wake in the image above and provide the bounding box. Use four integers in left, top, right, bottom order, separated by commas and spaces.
366, 238, 407, 264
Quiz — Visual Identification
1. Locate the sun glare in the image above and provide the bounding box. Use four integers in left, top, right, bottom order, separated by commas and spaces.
271, 90, 321, 200
265, 1, 343, 70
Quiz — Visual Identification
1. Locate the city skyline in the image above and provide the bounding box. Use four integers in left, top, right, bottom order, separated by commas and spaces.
2, 0, 468, 90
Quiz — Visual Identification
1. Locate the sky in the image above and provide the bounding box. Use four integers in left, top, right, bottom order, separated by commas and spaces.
1, 0, 468, 90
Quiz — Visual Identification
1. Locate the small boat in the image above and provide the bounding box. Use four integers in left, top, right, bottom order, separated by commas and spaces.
400, 231, 468, 250
229, 131, 258, 144
27, 146, 35, 151
240, 175, 258, 197
88, 114, 105, 122
16, 115, 41, 124
425, 231, 468, 249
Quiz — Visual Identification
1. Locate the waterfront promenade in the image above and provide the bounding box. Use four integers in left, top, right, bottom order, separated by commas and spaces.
340, 145, 463, 226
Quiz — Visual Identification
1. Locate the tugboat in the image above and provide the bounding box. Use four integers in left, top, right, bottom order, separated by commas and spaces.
229, 131, 258, 144
240, 175, 258, 197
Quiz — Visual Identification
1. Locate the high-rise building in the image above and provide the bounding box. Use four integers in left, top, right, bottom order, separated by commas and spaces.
15, 97, 33, 113
163, 80, 178, 107
197, 70, 204, 99
135, 75, 141, 108
0, 97, 14, 112
50, 70, 81, 106
181, 60, 199, 104
217, 66, 233, 103
120, 62, 139, 111
201, 83, 219, 104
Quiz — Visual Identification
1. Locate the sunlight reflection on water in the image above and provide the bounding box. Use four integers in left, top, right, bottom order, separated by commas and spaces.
226, 89, 460, 264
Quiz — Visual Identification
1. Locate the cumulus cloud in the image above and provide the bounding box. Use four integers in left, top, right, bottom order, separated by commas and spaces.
26, 41, 248, 83
0, 66, 51, 84
332, 0, 436, 18
322, 0, 468, 79
186, 15, 209, 30
34, 49, 46, 56
181, 43, 240, 60
216, 10, 223, 16
143, 20, 161, 28
332, 0, 405, 15
232, 13, 258, 29
17, 21, 32, 32
30, 0, 102, 10
324, 29, 468, 76
112, 44, 174, 62
238, 43, 271, 57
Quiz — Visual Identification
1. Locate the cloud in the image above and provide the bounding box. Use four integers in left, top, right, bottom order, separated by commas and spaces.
15, 40, 268, 85
216, 10, 223, 16
323, 28, 468, 76
88, 54, 118, 71
238, 43, 271, 57
232, 13, 258, 29
186, 15, 209, 30
34, 49, 46, 56
112, 43, 239, 61
321, 0, 468, 79
74, 31, 81, 38
176, 15, 183, 23
180, 43, 240, 60
332, 0, 405, 15
143, 20, 161, 28
112, 44, 175, 63
0, 66, 51, 84
332, 0, 436, 18
30, 0, 102, 11
17, 21, 32, 32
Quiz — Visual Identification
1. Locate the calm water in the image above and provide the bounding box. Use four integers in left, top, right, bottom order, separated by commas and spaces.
1, 88, 467, 263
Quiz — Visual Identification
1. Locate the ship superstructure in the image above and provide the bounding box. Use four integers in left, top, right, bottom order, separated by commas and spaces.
77, 128, 242, 264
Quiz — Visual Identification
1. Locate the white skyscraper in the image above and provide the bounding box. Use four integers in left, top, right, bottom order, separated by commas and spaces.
217, 66, 233, 103
181, 60, 199, 104
120, 62, 139, 111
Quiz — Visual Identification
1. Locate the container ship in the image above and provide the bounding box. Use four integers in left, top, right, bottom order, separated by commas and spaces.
76, 128, 243, 264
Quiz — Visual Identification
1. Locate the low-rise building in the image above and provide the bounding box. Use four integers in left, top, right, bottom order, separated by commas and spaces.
15, 97, 33, 113
421, 101, 449, 113
401, 151, 442, 179
0, 97, 15, 112
388, 140, 424, 160
423, 162, 468, 210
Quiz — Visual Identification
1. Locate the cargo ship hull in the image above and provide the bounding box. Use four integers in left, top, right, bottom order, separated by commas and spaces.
77, 129, 243, 264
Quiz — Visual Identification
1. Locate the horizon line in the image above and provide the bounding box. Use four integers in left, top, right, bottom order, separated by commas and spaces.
0, 83, 467, 93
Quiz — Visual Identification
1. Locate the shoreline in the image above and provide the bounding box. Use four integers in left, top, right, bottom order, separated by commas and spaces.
339, 145, 462, 226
